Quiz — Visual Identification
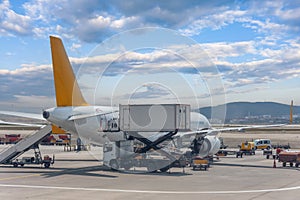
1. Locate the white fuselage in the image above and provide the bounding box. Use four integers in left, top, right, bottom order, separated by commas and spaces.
43, 106, 220, 156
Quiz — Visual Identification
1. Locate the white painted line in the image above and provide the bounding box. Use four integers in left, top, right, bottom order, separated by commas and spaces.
0, 184, 300, 194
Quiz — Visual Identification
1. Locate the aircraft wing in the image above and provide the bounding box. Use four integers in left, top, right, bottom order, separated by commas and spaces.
68, 110, 119, 121
175, 124, 286, 138
0, 110, 45, 121
0, 119, 44, 127
208, 124, 286, 133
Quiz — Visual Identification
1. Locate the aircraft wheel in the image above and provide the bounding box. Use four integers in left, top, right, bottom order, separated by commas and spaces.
110, 159, 119, 171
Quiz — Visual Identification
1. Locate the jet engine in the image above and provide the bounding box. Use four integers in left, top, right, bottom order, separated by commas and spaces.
191, 135, 221, 157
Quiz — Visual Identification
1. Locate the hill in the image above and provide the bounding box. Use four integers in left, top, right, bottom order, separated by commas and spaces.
198, 102, 300, 123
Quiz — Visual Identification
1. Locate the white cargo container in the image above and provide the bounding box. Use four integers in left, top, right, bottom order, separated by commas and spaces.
119, 104, 190, 132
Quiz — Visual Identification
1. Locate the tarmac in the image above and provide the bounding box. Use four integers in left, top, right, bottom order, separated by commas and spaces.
1, 144, 300, 200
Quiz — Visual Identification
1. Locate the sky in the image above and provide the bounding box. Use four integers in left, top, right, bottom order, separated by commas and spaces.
0, 0, 300, 113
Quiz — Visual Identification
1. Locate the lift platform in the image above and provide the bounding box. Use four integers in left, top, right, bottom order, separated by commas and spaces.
104, 104, 190, 172
0, 125, 52, 165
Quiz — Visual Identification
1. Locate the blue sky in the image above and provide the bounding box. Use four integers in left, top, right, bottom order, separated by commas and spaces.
0, 0, 299, 112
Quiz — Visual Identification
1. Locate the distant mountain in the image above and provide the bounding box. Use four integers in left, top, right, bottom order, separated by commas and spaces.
198, 102, 300, 121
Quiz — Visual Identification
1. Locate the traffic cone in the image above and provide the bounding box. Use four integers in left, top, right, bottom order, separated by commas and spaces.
273, 159, 276, 168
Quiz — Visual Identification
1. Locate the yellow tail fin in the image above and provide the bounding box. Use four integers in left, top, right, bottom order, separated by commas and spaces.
50, 36, 89, 107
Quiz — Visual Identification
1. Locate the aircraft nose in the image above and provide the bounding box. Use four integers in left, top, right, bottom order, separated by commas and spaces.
43, 110, 50, 119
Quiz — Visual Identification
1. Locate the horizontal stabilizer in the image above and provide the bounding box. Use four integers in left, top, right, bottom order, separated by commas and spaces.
0, 110, 45, 121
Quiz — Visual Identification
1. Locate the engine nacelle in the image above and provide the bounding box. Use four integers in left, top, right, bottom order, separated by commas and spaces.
198, 135, 221, 157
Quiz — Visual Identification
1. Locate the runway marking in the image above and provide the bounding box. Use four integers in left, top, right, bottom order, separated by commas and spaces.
0, 184, 300, 194
0, 174, 40, 181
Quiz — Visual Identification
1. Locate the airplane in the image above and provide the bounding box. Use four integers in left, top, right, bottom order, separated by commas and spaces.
0, 36, 284, 168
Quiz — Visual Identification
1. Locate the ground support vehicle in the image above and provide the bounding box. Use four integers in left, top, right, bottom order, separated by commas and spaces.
191, 156, 209, 171
236, 142, 255, 157
219, 137, 228, 149
0, 134, 22, 144
272, 143, 291, 150
10, 146, 55, 168
104, 104, 190, 172
216, 149, 239, 157
278, 151, 300, 167
0, 125, 54, 168
263, 149, 274, 159
254, 139, 272, 150
103, 139, 187, 172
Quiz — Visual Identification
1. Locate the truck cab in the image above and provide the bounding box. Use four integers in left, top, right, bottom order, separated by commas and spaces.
254, 139, 272, 150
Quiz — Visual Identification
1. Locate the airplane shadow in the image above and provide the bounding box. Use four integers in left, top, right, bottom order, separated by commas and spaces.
118, 169, 191, 177
213, 162, 300, 171
0, 164, 191, 178
0, 165, 118, 178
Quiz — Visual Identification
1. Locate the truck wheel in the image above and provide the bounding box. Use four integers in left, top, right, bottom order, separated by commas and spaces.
124, 165, 131, 171
147, 161, 157, 173
160, 166, 169, 172
110, 159, 119, 171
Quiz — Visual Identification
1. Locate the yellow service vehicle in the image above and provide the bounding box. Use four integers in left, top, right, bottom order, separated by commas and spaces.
237, 141, 255, 157
191, 156, 209, 170
254, 139, 272, 150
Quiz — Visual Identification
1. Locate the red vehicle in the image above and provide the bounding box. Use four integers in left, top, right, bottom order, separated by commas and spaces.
278, 151, 300, 167
5, 134, 21, 144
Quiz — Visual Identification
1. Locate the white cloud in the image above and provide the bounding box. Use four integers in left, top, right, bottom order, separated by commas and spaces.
1, 0, 300, 108
179, 10, 246, 36
1, 0, 297, 44
0, 1, 32, 36
0, 64, 51, 75
70, 43, 81, 51
201, 41, 257, 59
111, 16, 139, 29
